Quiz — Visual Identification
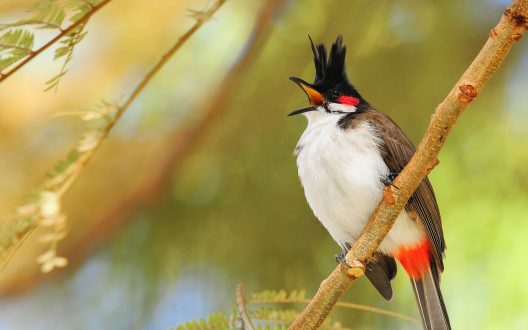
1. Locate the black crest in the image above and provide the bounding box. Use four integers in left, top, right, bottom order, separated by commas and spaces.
309, 35, 347, 85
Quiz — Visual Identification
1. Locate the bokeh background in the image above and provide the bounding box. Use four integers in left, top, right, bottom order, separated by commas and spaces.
1, 0, 527, 329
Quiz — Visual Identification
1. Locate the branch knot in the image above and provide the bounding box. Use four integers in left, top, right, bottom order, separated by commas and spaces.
490, 28, 499, 39
187, 9, 214, 23
505, 8, 528, 28
458, 84, 478, 104
382, 186, 396, 205
343, 259, 365, 278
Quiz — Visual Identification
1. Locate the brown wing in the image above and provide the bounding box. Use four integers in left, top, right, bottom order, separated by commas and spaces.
358, 108, 446, 273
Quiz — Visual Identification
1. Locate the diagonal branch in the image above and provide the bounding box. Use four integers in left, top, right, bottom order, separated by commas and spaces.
1, 0, 286, 295
289, 0, 528, 329
0, 0, 113, 84
61, 0, 285, 266
0, 0, 227, 273
52, 0, 228, 199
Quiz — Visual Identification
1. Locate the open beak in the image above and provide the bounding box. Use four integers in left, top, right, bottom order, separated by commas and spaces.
288, 77, 325, 116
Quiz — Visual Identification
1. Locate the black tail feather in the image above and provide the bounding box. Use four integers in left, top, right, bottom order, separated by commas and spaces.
365, 253, 397, 300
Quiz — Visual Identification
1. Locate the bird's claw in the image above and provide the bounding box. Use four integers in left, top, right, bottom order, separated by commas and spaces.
335, 242, 365, 277
381, 172, 400, 190
335, 251, 352, 268
335, 242, 353, 268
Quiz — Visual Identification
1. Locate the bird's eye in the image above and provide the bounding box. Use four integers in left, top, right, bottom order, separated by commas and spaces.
330, 90, 341, 99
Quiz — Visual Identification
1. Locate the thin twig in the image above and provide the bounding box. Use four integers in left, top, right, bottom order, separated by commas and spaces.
0, 0, 113, 84
0, 0, 287, 296
62, 0, 285, 270
248, 299, 418, 324
0, 0, 227, 276
59, 0, 226, 202
288, 1, 528, 329
55, 0, 227, 201
80, 0, 95, 10
237, 284, 256, 330
46, 22, 87, 92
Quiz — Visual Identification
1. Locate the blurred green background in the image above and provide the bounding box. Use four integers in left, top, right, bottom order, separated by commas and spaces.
1, 0, 527, 329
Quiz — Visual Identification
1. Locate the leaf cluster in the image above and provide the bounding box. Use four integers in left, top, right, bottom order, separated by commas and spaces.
250, 290, 307, 303
0, 0, 99, 88
0, 29, 34, 70
45, 23, 88, 91
174, 289, 351, 330
1, 100, 117, 272
1, 0, 227, 272
45, 100, 114, 191
174, 312, 236, 330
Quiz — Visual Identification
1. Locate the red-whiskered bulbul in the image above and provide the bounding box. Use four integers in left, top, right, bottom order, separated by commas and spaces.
289, 36, 450, 330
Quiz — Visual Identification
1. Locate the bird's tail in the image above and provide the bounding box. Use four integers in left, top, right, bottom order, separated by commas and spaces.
410, 266, 451, 330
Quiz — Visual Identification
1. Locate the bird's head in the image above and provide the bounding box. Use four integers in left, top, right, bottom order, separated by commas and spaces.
289, 35, 366, 117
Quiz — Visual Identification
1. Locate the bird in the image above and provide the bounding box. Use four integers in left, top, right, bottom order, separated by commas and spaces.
288, 35, 450, 330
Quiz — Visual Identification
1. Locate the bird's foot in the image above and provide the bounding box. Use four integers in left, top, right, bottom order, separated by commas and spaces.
381, 172, 400, 190
335, 251, 351, 268
335, 242, 352, 267
335, 243, 365, 278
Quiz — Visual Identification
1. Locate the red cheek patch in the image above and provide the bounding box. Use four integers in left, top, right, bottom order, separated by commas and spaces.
337, 96, 360, 106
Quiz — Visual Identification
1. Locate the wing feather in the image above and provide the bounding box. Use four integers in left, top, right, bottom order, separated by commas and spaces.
358, 109, 446, 272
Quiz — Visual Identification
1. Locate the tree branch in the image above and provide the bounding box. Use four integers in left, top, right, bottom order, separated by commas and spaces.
1, 0, 287, 294
53, 0, 228, 199
237, 284, 256, 330
289, 1, 528, 329
62, 0, 285, 266
0, 0, 113, 83
0, 0, 227, 273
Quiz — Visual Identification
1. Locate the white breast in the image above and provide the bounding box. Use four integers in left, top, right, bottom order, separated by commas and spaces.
295, 111, 423, 254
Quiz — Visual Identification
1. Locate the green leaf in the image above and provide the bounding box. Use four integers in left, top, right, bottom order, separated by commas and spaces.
0, 56, 21, 71
1, 0, 94, 83
45, 24, 87, 92
44, 70, 68, 92
0, 28, 35, 70
0, 28, 35, 50
54, 46, 70, 59
46, 149, 80, 178
31, 2, 66, 28
175, 312, 232, 330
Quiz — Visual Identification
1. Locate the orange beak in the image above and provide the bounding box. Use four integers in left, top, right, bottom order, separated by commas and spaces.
289, 77, 325, 106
